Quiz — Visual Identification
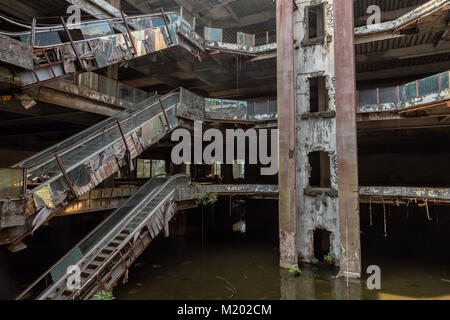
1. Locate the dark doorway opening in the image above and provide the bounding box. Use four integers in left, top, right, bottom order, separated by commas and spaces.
308, 151, 331, 188
313, 228, 331, 261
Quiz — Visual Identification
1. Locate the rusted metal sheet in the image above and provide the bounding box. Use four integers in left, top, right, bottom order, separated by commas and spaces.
333, 0, 361, 278
277, 0, 297, 268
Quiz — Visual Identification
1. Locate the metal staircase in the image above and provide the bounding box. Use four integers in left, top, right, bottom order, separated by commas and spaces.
17, 174, 190, 300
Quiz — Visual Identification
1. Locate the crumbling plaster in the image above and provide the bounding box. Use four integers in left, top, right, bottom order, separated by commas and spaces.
294, 0, 340, 264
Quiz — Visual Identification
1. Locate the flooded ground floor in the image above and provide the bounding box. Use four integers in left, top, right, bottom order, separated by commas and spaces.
1, 199, 449, 300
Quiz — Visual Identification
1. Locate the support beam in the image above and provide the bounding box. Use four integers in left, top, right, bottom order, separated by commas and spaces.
276, 0, 297, 268
333, 0, 361, 278
65, 0, 122, 19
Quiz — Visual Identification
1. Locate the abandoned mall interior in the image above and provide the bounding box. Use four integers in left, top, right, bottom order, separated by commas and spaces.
0, 0, 449, 300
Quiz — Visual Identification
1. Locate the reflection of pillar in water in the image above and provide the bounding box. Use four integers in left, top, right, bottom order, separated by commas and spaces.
331, 277, 362, 300
279, 269, 297, 300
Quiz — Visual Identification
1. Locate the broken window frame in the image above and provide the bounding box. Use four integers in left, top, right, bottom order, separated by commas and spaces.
304, 3, 326, 45
308, 150, 331, 189
308, 76, 329, 113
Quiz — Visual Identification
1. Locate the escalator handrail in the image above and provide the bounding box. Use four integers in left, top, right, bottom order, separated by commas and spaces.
63, 174, 190, 300
15, 175, 172, 300
14, 87, 180, 171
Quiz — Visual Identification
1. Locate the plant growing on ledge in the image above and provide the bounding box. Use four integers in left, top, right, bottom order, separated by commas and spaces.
311, 258, 319, 264
92, 290, 116, 300
194, 191, 218, 207
324, 252, 335, 264
288, 265, 301, 277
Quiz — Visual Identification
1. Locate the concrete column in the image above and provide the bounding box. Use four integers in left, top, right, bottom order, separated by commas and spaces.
276, 0, 298, 268
333, 0, 361, 278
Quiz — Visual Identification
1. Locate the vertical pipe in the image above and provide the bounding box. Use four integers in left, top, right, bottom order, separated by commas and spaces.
333, 0, 361, 278
277, 0, 297, 268
31, 18, 36, 49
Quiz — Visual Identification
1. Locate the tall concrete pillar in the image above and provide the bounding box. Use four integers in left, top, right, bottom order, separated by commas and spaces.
333, 0, 361, 278
276, 0, 298, 268
293, 0, 360, 275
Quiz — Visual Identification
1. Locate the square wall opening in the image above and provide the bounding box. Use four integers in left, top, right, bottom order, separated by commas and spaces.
309, 76, 329, 113
307, 4, 325, 39
308, 151, 331, 188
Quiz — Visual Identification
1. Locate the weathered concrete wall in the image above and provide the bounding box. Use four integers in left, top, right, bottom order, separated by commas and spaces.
294, 0, 340, 264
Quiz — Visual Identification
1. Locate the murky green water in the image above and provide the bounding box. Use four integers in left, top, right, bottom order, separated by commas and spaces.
115, 234, 450, 300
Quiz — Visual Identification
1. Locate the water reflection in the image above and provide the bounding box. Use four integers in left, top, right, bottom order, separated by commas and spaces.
115, 234, 449, 300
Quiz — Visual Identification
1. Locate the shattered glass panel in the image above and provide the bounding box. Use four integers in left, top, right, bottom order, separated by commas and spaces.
81, 22, 114, 40
204, 27, 223, 42
20, 31, 61, 47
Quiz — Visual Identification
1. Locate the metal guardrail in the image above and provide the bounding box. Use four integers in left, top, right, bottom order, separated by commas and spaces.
358, 71, 450, 106
16, 174, 189, 300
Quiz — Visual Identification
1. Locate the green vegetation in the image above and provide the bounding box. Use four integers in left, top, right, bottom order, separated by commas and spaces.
324, 252, 334, 264
194, 191, 218, 207
92, 290, 116, 300
311, 258, 319, 264
288, 265, 301, 277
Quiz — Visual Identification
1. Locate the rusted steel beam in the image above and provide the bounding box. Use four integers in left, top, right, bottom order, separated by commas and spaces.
160, 8, 174, 45
116, 120, 130, 153
159, 98, 171, 131
276, 0, 297, 268
60, 17, 86, 71
120, 11, 138, 56
333, 0, 361, 278
54, 153, 78, 199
